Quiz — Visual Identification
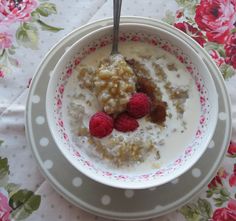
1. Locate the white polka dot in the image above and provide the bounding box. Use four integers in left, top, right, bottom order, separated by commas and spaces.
218, 112, 227, 120
101, 195, 111, 205
32, 95, 40, 103
72, 177, 82, 187
124, 190, 134, 198
192, 168, 201, 178
208, 140, 215, 149
149, 187, 156, 191
44, 160, 53, 169
155, 205, 164, 210
36, 116, 45, 125
40, 137, 49, 147
171, 178, 179, 184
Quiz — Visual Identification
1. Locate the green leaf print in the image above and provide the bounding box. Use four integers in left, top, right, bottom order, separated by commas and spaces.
162, 10, 175, 25
179, 205, 202, 221
36, 19, 64, 32
227, 153, 236, 158
179, 198, 213, 221
7, 46, 16, 55
175, 0, 198, 15
31, 11, 40, 21
206, 189, 213, 198
231, 28, 236, 34
197, 199, 212, 219
36, 2, 57, 17
6, 183, 21, 198
220, 188, 230, 198
8, 57, 19, 67
0, 157, 9, 187
9, 189, 41, 220
204, 42, 220, 51
16, 23, 39, 49
220, 64, 236, 79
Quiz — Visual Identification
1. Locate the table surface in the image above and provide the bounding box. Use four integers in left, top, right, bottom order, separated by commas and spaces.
0, 1, 236, 221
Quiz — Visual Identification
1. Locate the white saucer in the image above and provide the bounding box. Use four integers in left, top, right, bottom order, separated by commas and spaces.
25, 17, 232, 220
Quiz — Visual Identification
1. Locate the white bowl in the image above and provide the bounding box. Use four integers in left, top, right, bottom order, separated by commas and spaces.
46, 23, 218, 189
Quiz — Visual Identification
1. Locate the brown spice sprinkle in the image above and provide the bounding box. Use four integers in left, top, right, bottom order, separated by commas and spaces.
149, 100, 167, 124
137, 77, 158, 100
126, 58, 150, 77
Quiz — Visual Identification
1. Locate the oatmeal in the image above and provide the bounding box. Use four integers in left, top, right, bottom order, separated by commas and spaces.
65, 41, 201, 171
94, 54, 136, 114
77, 54, 136, 114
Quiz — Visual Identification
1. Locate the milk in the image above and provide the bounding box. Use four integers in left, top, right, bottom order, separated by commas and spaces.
64, 42, 201, 173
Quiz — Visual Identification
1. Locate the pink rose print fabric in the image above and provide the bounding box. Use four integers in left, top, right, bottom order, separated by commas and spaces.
0, 189, 11, 221
0, 0, 38, 24
195, 0, 236, 44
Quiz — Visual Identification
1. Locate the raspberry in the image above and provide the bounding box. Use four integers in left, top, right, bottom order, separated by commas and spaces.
127, 93, 150, 118
114, 113, 139, 132
89, 112, 113, 138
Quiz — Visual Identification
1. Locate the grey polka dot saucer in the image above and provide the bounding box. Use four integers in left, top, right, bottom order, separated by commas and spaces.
25, 17, 232, 220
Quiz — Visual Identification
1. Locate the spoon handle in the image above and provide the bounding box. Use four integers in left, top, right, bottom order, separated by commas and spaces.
111, 0, 122, 55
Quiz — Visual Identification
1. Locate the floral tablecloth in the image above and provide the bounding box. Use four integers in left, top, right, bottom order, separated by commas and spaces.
0, 0, 236, 221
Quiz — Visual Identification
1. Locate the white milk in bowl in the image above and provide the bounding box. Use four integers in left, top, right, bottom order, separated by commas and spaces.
64, 41, 201, 173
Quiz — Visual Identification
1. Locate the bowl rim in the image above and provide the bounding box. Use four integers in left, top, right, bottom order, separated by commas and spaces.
46, 22, 219, 189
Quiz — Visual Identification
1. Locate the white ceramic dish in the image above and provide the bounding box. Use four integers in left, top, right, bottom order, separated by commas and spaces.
26, 17, 231, 220
46, 23, 218, 189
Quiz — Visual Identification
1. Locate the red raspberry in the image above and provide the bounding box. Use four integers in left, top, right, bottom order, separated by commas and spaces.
127, 93, 150, 118
114, 113, 139, 132
89, 112, 113, 138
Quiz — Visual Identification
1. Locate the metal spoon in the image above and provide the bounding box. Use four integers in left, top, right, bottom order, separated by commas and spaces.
111, 0, 122, 55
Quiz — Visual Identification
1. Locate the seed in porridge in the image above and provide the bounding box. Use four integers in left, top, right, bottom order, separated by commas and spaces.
146, 125, 153, 130
78, 127, 89, 136
153, 63, 167, 81
78, 93, 86, 100
139, 128, 144, 134
118, 136, 124, 142
170, 89, 189, 100
156, 150, 161, 160
168, 113, 173, 119
86, 100, 92, 106
172, 128, 177, 133
152, 162, 161, 169
167, 63, 177, 71
158, 139, 165, 146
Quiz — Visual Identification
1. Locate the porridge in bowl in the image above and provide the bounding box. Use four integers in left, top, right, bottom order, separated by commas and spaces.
47, 24, 218, 189
66, 41, 201, 171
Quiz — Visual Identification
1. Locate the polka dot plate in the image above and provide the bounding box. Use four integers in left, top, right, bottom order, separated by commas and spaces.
25, 17, 232, 220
